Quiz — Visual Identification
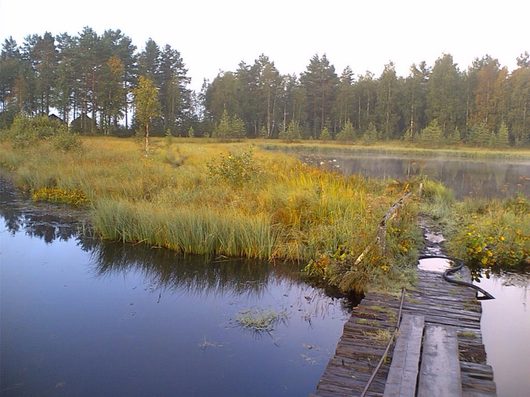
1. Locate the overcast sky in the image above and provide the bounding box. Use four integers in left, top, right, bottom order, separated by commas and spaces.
1, 0, 528, 90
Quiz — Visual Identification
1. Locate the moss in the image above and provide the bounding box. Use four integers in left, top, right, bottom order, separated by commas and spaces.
32, 187, 89, 206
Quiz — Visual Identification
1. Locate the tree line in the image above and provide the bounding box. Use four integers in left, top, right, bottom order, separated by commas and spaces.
0, 27, 192, 135
0, 27, 528, 146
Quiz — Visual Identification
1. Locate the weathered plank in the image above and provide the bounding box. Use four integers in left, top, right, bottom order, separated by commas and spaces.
418, 325, 462, 397
313, 221, 496, 397
383, 314, 424, 397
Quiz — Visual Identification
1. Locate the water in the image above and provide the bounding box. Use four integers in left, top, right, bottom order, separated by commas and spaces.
301, 151, 530, 199
0, 192, 352, 396
478, 272, 530, 397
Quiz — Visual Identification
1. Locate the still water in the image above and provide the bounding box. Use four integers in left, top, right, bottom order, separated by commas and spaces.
0, 190, 351, 396
2, 148, 530, 396
301, 151, 530, 199
479, 272, 530, 397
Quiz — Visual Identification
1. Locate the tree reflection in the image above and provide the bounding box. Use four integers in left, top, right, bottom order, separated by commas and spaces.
89, 240, 304, 297
1, 177, 357, 306
1, 177, 88, 243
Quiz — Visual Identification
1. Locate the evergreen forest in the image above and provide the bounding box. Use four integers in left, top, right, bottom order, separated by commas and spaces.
0, 27, 528, 146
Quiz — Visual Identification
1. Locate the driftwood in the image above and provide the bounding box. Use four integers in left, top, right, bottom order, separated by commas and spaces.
352, 186, 418, 267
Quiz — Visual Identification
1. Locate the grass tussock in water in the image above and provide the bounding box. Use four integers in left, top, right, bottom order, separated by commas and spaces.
0, 135, 423, 291
235, 309, 288, 332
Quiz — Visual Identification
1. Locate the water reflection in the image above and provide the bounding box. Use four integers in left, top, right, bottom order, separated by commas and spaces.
475, 270, 530, 397
0, 176, 88, 243
300, 153, 530, 199
1, 197, 351, 397
90, 241, 302, 298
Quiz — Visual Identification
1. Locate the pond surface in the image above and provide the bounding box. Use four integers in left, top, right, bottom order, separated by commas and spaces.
0, 189, 352, 396
477, 271, 530, 397
299, 150, 530, 199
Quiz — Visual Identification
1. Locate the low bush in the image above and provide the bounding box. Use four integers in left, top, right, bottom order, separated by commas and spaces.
4, 114, 73, 149
448, 195, 530, 268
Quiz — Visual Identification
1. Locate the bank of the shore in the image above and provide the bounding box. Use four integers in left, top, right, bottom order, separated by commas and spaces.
0, 136, 424, 293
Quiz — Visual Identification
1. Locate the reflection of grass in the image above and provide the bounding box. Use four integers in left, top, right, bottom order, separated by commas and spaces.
236, 309, 288, 332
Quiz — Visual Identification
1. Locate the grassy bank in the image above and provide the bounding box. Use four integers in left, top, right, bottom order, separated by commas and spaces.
447, 196, 530, 269
418, 181, 530, 269
0, 134, 424, 292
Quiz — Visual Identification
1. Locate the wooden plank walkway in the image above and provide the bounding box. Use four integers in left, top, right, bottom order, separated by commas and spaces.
383, 314, 424, 397
311, 266, 496, 397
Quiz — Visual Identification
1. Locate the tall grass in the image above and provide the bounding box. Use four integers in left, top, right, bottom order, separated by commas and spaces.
0, 135, 423, 291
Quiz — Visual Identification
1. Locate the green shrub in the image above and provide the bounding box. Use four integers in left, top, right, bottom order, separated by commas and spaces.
320, 127, 332, 140
32, 187, 89, 206
207, 147, 262, 185
279, 120, 302, 140
336, 121, 356, 141
52, 130, 82, 152
448, 196, 530, 268
7, 114, 68, 148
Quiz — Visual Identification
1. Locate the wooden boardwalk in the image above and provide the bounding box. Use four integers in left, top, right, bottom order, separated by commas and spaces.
311, 265, 496, 397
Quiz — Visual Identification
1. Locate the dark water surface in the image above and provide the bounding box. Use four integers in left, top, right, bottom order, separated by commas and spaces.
0, 188, 351, 396
301, 151, 530, 199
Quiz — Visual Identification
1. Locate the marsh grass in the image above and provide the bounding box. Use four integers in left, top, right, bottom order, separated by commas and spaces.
419, 178, 455, 221
448, 195, 530, 268
0, 135, 425, 291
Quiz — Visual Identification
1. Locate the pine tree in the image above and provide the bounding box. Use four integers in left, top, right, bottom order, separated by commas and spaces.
496, 122, 510, 146
336, 120, 355, 141
420, 119, 443, 145
300, 54, 339, 138
320, 127, 331, 140
468, 122, 491, 146
363, 122, 378, 143
279, 120, 302, 140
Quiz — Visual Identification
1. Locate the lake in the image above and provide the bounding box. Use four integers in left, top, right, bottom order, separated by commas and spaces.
299, 150, 530, 199
0, 183, 353, 397
2, 149, 530, 397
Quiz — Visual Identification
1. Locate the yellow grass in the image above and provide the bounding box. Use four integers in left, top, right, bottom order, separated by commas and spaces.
1, 135, 423, 291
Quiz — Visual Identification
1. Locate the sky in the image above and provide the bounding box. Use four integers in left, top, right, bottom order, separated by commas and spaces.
0, 0, 528, 90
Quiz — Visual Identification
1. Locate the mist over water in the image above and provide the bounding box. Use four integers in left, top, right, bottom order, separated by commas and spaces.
300, 151, 530, 199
